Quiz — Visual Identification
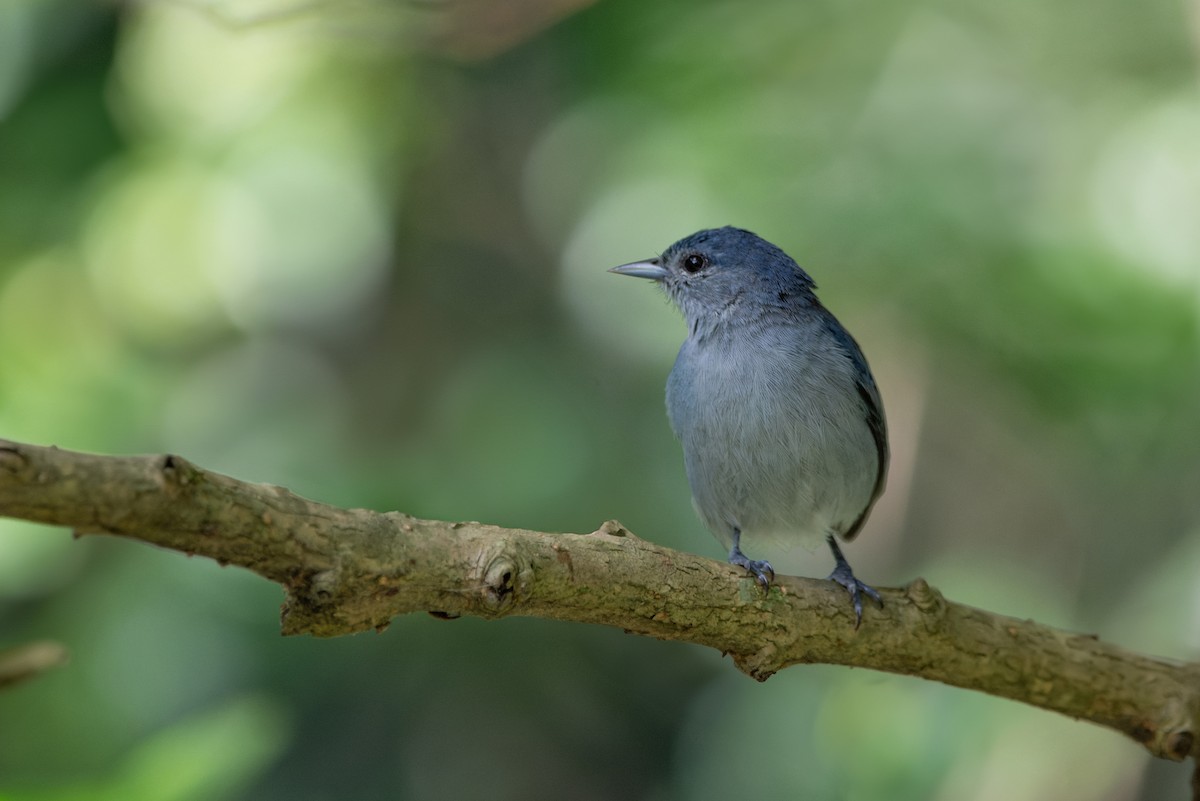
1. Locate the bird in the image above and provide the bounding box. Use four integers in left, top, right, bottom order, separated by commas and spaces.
610, 226, 887, 625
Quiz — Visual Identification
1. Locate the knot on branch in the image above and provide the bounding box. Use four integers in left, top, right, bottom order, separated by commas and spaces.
0, 441, 28, 474
309, 569, 339, 602
279, 567, 357, 637
159, 454, 202, 493
905, 577, 948, 629
731, 643, 780, 682
1124, 696, 1198, 761
1138, 697, 1199, 761
473, 548, 530, 616
1165, 729, 1194, 761
594, 519, 639, 540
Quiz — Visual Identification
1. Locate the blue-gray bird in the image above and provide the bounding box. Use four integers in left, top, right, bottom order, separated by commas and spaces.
611, 226, 887, 625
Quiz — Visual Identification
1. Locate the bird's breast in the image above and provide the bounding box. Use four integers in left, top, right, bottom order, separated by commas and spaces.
665, 327, 878, 545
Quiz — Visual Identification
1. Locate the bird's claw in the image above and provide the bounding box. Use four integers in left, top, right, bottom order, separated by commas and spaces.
827, 563, 882, 628
826, 535, 882, 628
729, 549, 774, 588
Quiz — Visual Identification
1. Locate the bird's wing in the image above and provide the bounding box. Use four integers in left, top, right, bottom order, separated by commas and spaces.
823, 313, 889, 542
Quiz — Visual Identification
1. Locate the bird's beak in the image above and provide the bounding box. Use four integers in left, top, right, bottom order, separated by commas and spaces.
609, 258, 668, 281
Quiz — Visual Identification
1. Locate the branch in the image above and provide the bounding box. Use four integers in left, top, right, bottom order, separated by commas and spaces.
2, 438, 1198, 770
0, 641, 69, 689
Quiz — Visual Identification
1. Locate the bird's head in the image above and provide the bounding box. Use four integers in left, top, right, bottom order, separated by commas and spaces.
610, 226, 817, 333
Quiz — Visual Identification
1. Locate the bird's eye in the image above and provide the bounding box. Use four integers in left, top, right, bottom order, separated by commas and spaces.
682, 254, 706, 273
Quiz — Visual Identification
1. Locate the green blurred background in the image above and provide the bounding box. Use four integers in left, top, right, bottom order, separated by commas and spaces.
2, 0, 1199, 798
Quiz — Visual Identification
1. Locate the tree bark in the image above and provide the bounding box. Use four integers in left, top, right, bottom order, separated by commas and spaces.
1, 438, 1198, 773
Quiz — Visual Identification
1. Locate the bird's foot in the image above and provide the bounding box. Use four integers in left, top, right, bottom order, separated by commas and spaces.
826, 536, 882, 628
729, 545, 774, 588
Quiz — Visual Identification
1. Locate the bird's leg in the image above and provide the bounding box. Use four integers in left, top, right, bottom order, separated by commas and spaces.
825, 535, 882, 628
728, 528, 774, 588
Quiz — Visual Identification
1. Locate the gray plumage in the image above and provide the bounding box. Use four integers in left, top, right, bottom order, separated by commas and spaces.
611, 226, 887, 624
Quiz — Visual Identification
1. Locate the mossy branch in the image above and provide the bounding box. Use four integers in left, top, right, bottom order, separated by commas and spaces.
2, 438, 1198, 781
